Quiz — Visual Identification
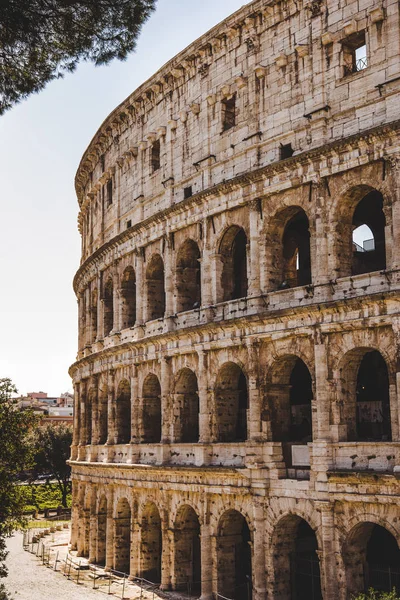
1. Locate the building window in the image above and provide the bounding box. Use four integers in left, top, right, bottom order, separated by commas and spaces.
280, 143, 294, 160
184, 186, 193, 199
151, 139, 161, 172
106, 179, 113, 206
343, 31, 367, 76
222, 94, 236, 132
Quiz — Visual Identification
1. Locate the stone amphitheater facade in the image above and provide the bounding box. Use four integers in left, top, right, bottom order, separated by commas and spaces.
70, 0, 400, 598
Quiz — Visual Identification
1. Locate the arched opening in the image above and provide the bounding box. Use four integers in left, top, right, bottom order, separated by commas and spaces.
173, 505, 201, 592
115, 379, 131, 444
121, 266, 136, 329
97, 496, 107, 566
352, 190, 386, 275
214, 363, 248, 442
142, 374, 162, 443
273, 516, 322, 600
114, 498, 131, 574
141, 502, 162, 583
220, 226, 248, 301
98, 379, 108, 445
90, 288, 98, 343
176, 240, 201, 312
340, 348, 391, 442
217, 510, 252, 600
103, 278, 114, 337
145, 254, 165, 321
281, 210, 311, 288
174, 369, 199, 443
344, 523, 400, 596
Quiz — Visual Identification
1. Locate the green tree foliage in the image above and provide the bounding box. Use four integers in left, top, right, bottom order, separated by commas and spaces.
0, 0, 157, 114
32, 423, 73, 508
0, 378, 37, 598
353, 590, 400, 600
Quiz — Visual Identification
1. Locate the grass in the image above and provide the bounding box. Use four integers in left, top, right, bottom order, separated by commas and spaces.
18, 483, 71, 513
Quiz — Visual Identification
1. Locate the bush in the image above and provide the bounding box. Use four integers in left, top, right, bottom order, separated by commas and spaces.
353, 590, 400, 600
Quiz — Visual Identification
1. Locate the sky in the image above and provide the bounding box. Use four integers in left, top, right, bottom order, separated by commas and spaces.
0, 0, 249, 397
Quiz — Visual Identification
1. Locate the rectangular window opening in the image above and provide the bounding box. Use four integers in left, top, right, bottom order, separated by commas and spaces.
280, 143, 294, 160
184, 186, 193, 199
343, 31, 367, 76
106, 179, 113, 206
151, 140, 161, 172
222, 94, 236, 132
126, 220, 132, 229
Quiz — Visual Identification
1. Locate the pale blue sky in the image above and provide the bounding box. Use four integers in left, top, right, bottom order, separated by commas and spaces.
0, 0, 248, 396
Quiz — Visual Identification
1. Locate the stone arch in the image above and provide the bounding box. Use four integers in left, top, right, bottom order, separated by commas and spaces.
115, 378, 131, 444
176, 239, 201, 312
103, 277, 113, 336
140, 501, 162, 583
266, 206, 311, 291
217, 509, 252, 600
97, 377, 108, 445
120, 265, 136, 329
142, 374, 161, 443
114, 497, 131, 574
145, 254, 165, 321
173, 368, 199, 443
219, 225, 248, 301
337, 347, 392, 442
343, 521, 400, 596
214, 362, 248, 442
272, 514, 322, 600
173, 504, 201, 592
96, 494, 107, 566
334, 185, 387, 278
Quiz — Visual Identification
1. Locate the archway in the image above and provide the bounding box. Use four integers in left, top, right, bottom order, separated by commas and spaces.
121, 266, 136, 329
352, 190, 386, 275
214, 363, 248, 442
97, 496, 107, 566
217, 510, 252, 600
273, 515, 322, 600
142, 374, 162, 443
141, 502, 162, 583
145, 254, 165, 321
115, 379, 131, 444
339, 348, 391, 442
281, 210, 311, 288
220, 226, 248, 301
176, 240, 201, 312
103, 278, 114, 337
344, 522, 400, 596
173, 505, 201, 592
114, 498, 131, 574
174, 369, 199, 443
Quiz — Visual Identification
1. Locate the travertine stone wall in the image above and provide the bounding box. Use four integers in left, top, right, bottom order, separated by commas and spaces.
70, 0, 400, 598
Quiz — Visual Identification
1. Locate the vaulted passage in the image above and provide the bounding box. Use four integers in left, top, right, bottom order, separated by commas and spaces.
340, 348, 391, 442
220, 226, 248, 301
96, 496, 107, 566
176, 239, 201, 312
174, 368, 199, 443
103, 278, 114, 336
344, 523, 400, 596
97, 379, 108, 445
114, 498, 131, 574
214, 362, 248, 442
115, 379, 131, 444
145, 254, 165, 321
273, 516, 321, 600
173, 505, 201, 592
217, 510, 252, 600
120, 266, 136, 329
141, 502, 162, 583
142, 374, 162, 443
352, 190, 386, 275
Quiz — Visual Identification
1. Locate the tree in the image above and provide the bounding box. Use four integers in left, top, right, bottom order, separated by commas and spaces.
353, 590, 400, 600
32, 423, 73, 508
0, 378, 37, 599
0, 0, 157, 115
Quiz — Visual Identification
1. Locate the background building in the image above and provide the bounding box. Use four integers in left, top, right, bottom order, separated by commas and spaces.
70, 0, 400, 598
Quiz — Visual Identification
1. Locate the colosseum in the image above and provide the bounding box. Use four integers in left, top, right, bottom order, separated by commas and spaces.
69, 0, 400, 598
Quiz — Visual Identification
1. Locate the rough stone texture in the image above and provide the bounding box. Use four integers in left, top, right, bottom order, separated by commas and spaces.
70, 0, 400, 599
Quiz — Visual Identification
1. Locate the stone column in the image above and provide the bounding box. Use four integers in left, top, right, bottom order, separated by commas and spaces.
72, 382, 80, 452
70, 479, 79, 550
211, 254, 224, 304
79, 379, 87, 446
313, 182, 330, 285
387, 156, 400, 272
84, 286, 90, 346
201, 219, 213, 307
161, 357, 172, 443
135, 251, 145, 326
91, 374, 100, 445
164, 236, 174, 318
160, 516, 172, 590
247, 340, 261, 441
105, 490, 115, 571
315, 501, 337, 600
106, 371, 116, 445
199, 524, 213, 600
77, 293, 84, 351
131, 365, 140, 443
252, 503, 266, 600
96, 273, 103, 341
197, 350, 211, 443
391, 316, 400, 441
314, 331, 331, 441
112, 265, 120, 333
248, 200, 262, 297
130, 518, 140, 580
89, 486, 98, 563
